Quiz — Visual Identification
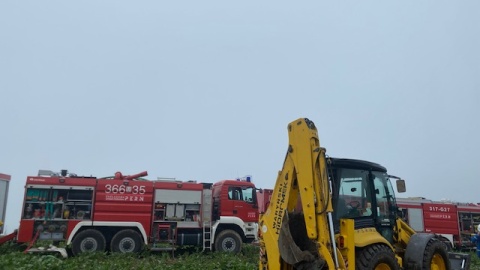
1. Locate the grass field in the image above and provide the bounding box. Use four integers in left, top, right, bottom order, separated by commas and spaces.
0, 242, 478, 270
470, 254, 480, 270
0, 242, 258, 270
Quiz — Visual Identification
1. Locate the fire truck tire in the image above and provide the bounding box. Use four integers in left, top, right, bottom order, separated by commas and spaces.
71, 229, 106, 256
214, 229, 242, 253
422, 238, 450, 270
110, 229, 143, 253
356, 244, 400, 270
438, 237, 453, 252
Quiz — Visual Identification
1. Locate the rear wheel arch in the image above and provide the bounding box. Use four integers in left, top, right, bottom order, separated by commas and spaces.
67, 222, 148, 246
215, 223, 246, 241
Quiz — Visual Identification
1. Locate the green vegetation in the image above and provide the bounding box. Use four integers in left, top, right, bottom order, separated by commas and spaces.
0, 243, 259, 270
472, 254, 480, 270
1, 242, 478, 270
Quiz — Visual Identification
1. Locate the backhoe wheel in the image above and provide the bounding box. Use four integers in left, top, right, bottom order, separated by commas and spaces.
423, 239, 450, 270
110, 229, 143, 253
71, 229, 106, 256
356, 244, 400, 270
214, 229, 242, 253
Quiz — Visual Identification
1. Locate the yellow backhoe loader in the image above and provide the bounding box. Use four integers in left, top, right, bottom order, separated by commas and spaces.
259, 118, 457, 270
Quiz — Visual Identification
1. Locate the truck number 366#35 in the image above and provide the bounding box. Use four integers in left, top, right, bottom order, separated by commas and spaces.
104, 184, 146, 194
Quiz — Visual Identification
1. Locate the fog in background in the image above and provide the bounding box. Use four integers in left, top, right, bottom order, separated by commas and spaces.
1, 1, 479, 233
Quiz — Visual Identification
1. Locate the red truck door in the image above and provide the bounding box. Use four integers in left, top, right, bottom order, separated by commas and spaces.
224, 185, 258, 222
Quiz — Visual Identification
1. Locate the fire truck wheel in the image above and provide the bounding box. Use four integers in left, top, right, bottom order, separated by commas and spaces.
214, 229, 242, 253
438, 237, 453, 252
422, 238, 450, 270
356, 244, 400, 270
71, 229, 106, 256
110, 229, 143, 253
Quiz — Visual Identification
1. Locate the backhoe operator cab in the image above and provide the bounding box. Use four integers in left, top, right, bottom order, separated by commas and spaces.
329, 158, 404, 244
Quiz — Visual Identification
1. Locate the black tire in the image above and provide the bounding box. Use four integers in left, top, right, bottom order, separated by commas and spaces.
110, 229, 143, 253
422, 239, 450, 270
214, 229, 242, 253
71, 229, 106, 256
439, 237, 453, 252
356, 244, 400, 270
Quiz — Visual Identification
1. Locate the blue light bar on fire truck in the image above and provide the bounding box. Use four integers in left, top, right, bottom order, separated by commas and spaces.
236, 175, 252, 182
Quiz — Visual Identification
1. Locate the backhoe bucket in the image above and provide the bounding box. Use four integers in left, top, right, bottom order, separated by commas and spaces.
278, 213, 325, 270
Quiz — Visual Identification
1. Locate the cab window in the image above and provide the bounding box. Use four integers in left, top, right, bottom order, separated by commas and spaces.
228, 187, 243, 200
228, 186, 255, 204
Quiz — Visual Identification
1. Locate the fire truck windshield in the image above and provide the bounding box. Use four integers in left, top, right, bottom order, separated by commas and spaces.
242, 187, 255, 204
228, 186, 256, 204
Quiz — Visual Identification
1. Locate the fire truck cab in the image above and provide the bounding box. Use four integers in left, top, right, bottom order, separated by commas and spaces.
17, 170, 259, 255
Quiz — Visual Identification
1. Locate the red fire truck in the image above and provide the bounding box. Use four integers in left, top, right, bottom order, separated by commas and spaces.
16, 170, 259, 255
397, 197, 480, 251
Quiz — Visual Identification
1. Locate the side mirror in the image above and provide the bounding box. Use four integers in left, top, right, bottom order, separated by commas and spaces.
396, 179, 406, 193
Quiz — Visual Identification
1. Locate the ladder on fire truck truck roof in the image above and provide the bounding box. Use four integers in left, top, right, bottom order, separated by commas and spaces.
202, 188, 213, 252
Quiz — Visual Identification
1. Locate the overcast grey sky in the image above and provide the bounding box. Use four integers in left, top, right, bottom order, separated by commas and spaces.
1, 1, 479, 233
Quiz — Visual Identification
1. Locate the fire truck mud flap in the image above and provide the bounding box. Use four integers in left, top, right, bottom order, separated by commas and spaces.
278, 212, 325, 270
404, 233, 451, 270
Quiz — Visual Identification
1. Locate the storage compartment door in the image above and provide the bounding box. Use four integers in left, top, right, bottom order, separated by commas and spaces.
155, 189, 201, 204
408, 208, 424, 231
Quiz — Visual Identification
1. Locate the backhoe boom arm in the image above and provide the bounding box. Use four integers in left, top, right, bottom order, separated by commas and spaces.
259, 118, 343, 270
